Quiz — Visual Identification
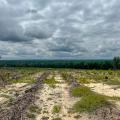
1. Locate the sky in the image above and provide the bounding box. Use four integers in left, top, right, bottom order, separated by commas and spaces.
0, 0, 120, 60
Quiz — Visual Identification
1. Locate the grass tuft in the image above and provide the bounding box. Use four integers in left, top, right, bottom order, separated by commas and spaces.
11, 76, 35, 84
44, 77, 58, 88
79, 78, 91, 84
27, 112, 35, 119
29, 105, 40, 113
104, 79, 120, 85
73, 94, 110, 112
52, 105, 61, 113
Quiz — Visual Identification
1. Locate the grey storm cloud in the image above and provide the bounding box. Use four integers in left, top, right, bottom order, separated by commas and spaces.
24, 21, 56, 39
0, 0, 120, 59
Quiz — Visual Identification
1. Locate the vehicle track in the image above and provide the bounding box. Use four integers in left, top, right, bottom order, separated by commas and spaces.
0, 72, 49, 120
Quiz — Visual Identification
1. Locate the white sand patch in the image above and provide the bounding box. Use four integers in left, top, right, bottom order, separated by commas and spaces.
84, 83, 120, 97
0, 97, 7, 104
33, 72, 43, 79
7, 83, 28, 89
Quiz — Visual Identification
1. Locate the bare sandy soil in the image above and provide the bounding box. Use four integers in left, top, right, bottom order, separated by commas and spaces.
35, 73, 80, 120
0, 97, 8, 104
0, 83, 31, 107
85, 83, 120, 97
34, 73, 120, 120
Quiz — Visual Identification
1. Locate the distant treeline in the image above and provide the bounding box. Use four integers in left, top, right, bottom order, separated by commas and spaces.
0, 60, 114, 69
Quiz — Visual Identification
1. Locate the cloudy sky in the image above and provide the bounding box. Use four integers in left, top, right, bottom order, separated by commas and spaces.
0, 0, 120, 59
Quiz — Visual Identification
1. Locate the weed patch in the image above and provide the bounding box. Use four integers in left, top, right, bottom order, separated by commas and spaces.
73, 94, 110, 112
52, 105, 61, 113
29, 105, 40, 113
44, 77, 58, 87
71, 86, 93, 97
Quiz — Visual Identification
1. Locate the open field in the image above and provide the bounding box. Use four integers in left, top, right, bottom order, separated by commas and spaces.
0, 68, 120, 120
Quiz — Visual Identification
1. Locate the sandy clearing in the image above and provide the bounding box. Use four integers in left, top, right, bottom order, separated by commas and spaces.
0, 83, 31, 105
34, 73, 120, 120
6, 83, 31, 95
84, 83, 120, 97
35, 72, 79, 120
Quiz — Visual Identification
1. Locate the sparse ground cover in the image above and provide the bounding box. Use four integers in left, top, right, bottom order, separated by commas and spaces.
52, 105, 61, 113
71, 86, 93, 97
73, 94, 110, 112
0, 68, 120, 120
70, 70, 120, 85
0, 68, 44, 111
44, 74, 58, 88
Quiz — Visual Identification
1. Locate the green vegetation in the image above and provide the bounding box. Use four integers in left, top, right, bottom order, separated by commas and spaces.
10, 76, 35, 84
0, 57, 120, 69
71, 86, 93, 97
44, 77, 57, 84
104, 79, 120, 85
27, 112, 35, 119
0, 60, 113, 69
0, 67, 42, 85
61, 72, 70, 83
71, 86, 119, 113
79, 77, 91, 84
0, 67, 120, 117
44, 77, 58, 87
73, 94, 110, 112
29, 105, 40, 113
52, 105, 61, 113
72, 70, 120, 85
113, 56, 120, 70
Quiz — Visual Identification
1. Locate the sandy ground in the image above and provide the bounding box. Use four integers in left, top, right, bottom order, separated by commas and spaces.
7, 83, 28, 90
84, 83, 120, 97
0, 83, 30, 106
0, 72, 42, 104
1, 72, 120, 120
0, 97, 8, 104
36, 72, 80, 120
35, 73, 120, 120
